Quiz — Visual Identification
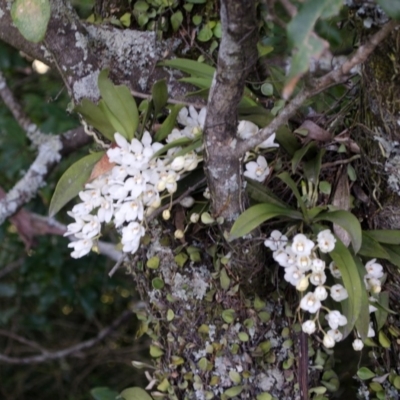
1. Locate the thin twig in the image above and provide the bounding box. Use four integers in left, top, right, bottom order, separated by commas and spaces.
321, 154, 360, 169
0, 310, 133, 365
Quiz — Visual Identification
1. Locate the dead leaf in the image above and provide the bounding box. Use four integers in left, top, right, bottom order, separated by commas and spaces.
89, 152, 115, 181
297, 120, 332, 142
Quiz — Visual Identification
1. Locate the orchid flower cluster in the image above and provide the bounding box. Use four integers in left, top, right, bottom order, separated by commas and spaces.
64, 106, 206, 258
264, 229, 380, 351
65, 107, 278, 259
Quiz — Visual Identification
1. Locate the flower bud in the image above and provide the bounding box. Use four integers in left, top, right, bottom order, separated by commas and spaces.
174, 229, 184, 239
302, 320, 316, 335
180, 196, 195, 208
162, 210, 171, 220
296, 276, 309, 292
171, 156, 185, 171
190, 213, 200, 223
323, 334, 335, 349
201, 212, 215, 224
352, 339, 364, 351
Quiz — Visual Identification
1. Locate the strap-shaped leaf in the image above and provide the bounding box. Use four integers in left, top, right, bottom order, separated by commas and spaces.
98, 70, 139, 140
381, 244, 400, 268
359, 232, 390, 260
329, 239, 364, 339
315, 210, 362, 253
363, 230, 400, 245
159, 58, 216, 78
229, 203, 302, 241
49, 152, 105, 217
154, 104, 184, 142
151, 79, 168, 116
353, 255, 371, 341
152, 137, 193, 159
246, 180, 287, 207
75, 99, 116, 141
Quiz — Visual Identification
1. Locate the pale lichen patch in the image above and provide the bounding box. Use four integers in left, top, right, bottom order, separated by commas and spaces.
72, 70, 100, 102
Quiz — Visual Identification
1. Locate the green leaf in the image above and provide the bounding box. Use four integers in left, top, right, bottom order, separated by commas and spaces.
149, 345, 164, 358
261, 83, 274, 96
49, 152, 105, 217
154, 104, 184, 142
315, 210, 362, 253
120, 387, 153, 400
375, 292, 391, 331
278, 172, 308, 219
354, 256, 370, 341
152, 278, 164, 290
275, 126, 300, 156
329, 239, 363, 338
291, 141, 317, 174
220, 268, 231, 290
378, 331, 391, 348
363, 230, 400, 245
151, 80, 168, 117
303, 149, 325, 184
376, 0, 400, 20
229, 203, 302, 240
180, 76, 212, 89
90, 387, 119, 400
319, 181, 331, 195
11, 0, 51, 43
198, 25, 213, 42
75, 99, 116, 141
170, 11, 183, 32
213, 21, 222, 38
192, 15, 202, 25
246, 179, 288, 207
159, 58, 215, 79
357, 368, 375, 381
381, 244, 400, 268
224, 386, 243, 398
359, 232, 390, 260
120, 12, 131, 27
134, 1, 149, 11
98, 69, 138, 140
221, 309, 236, 323
152, 137, 193, 159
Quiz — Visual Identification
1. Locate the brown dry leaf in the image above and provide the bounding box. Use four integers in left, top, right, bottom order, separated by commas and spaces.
297, 120, 332, 142
88, 152, 115, 182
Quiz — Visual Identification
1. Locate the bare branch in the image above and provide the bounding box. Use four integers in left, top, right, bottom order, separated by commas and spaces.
237, 19, 399, 155
0, 70, 48, 146
0, 0, 186, 103
203, 0, 258, 222
0, 310, 133, 365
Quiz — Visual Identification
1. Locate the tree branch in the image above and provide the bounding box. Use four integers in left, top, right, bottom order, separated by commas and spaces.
237, 19, 399, 155
0, 310, 133, 365
203, 0, 258, 222
0, 0, 186, 103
